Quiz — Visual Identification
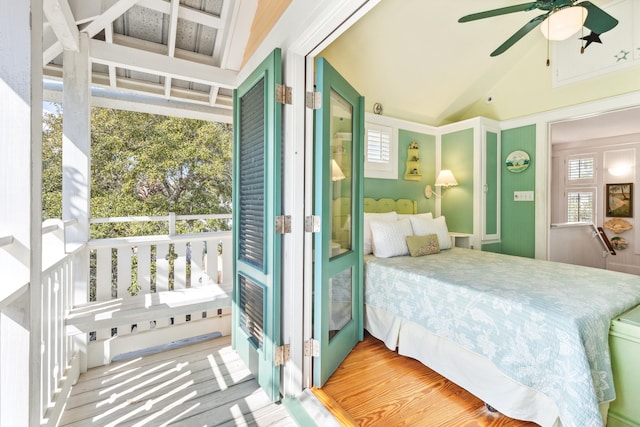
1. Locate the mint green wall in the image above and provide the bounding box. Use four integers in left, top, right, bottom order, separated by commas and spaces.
501, 125, 536, 258
364, 130, 436, 213
441, 129, 474, 234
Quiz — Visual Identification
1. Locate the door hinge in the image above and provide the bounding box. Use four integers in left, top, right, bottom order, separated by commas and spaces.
306, 91, 321, 110
305, 215, 321, 233
304, 339, 319, 357
275, 215, 291, 234
276, 84, 292, 104
274, 344, 291, 366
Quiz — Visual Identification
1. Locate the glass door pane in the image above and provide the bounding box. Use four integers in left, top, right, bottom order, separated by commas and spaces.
330, 89, 353, 257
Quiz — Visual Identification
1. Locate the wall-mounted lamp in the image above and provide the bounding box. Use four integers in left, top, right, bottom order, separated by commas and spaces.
608, 165, 633, 177
540, 6, 587, 41
331, 159, 346, 181
424, 169, 458, 199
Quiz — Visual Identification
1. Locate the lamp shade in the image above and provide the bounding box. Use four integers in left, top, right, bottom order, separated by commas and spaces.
434, 169, 458, 187
540, 6, 587, 41
331, 159, 346, 181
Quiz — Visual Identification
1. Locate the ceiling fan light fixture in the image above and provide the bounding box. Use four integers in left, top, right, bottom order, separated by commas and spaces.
540, 6, 588, 41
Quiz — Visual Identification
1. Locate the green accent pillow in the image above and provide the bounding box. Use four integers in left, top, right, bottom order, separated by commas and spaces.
406, 234, 440, 257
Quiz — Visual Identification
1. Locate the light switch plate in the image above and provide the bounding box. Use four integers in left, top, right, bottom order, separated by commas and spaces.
514, 191, 534, 201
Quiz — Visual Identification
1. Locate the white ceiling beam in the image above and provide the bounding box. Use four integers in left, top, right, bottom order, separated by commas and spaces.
209, 0, 235, 105
164, 0, 180, 98
43, 0, 80, 51
44, 80, 232, 123
137, 0, 224, 29
104, 24, 117, 88
111, 34, 218, 66
223, 0, 257, 71
89, 39, 238, 88
45, 0, 141, 64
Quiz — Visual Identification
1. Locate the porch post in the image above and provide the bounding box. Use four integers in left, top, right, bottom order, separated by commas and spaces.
62, 32, 91, 372
0, 0, 43, 425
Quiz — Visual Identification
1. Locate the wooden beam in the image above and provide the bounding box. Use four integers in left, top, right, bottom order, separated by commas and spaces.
43, 0, 80, 51
137, 0, 224, 29
89, 39, 238, 88
43, 79, 233, 123
164, 0, 180, 98
45, 0, 140, 63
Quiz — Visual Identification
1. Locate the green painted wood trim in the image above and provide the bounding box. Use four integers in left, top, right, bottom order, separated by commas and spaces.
314, 57, 364, 387
441, 128, 474, 234
232, 47, 282, 401
501, 125, 536, 258
282, 397, 319, 426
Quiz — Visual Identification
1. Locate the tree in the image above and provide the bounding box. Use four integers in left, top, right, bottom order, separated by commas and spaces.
42, 106, 233, 238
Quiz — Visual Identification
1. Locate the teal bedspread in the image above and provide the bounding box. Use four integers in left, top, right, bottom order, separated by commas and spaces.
364, 248, 640, 427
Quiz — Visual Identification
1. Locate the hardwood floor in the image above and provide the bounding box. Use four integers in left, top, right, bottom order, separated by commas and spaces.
315, 333, 539, 427
59, 335, 294, 427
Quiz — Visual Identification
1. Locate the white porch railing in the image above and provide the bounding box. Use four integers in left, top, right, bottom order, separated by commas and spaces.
80, 214, 233, 369
1, 214, 233, 426
40, 219, 82, 426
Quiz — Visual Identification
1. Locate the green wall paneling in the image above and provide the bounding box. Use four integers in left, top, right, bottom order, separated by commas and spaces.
481, 242, 502, 253
501, 125, 536, 258
364, 130, 436, 214
485, 131, 499, 236
441, 128, 474, 234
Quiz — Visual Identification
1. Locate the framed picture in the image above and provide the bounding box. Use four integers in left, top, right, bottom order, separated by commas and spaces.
606, 183, 633, 217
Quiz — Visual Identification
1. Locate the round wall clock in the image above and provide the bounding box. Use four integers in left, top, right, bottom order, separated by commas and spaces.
373, 103, 383, 115
505, 150, 530, 173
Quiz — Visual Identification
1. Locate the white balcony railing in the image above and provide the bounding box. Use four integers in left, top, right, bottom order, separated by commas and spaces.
81, 213, 233, 368
1, 214, 233, 425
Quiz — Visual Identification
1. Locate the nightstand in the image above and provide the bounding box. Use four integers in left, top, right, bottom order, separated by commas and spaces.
449, 232, 473, 249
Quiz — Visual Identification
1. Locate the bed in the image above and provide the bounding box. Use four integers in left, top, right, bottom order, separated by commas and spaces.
362, 198, 640, 427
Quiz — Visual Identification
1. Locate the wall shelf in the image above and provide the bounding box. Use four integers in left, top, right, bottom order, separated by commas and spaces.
404, 142, 421, 181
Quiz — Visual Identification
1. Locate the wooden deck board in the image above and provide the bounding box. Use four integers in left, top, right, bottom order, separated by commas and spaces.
59, 335, 295, 427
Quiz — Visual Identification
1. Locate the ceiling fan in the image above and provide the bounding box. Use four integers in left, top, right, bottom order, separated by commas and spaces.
459, 0, 619, 57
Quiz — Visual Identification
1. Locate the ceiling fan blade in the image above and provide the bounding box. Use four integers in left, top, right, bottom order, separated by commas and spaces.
490, 14, 547, 56
578, 1, 619, 34
459, 2, 538, 23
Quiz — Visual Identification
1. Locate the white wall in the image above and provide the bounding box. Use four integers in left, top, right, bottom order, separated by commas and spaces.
552, 133, 640, 274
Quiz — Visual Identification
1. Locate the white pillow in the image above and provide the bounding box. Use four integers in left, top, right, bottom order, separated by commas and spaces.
397, 212, 433, 221
364, 211, 397, 254
409, 216, 451, 250
370, 218, 413, 258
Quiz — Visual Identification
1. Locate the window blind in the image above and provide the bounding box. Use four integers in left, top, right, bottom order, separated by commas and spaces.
567, 158, 594, 181
366, 127, 391, 163
567, 191, 594, 222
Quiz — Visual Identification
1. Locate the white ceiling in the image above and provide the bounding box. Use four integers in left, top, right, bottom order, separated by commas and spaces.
550, 105, 640, 143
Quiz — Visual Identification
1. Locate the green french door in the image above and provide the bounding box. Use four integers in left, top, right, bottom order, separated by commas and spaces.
313, 58, 364, 387
232, 48, 282, 401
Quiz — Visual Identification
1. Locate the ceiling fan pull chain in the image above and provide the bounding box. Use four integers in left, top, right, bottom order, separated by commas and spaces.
580, 7, 586, 54
546, 17, 551, 66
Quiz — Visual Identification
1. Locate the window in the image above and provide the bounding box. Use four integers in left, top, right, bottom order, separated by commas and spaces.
364, 121, 397, 179
567, 155, 595, 183
567, 189, 595, 223
564, 154, 596, 223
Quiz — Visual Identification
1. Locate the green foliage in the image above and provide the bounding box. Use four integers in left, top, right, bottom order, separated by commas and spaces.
42, 105, 64, 220
41, 106, 233, 238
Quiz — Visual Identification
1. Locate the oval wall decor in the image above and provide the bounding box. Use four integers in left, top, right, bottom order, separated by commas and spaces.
506, 150, 530, 173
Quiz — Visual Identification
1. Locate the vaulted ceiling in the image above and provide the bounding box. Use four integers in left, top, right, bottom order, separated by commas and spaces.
41, 0, 640, 138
